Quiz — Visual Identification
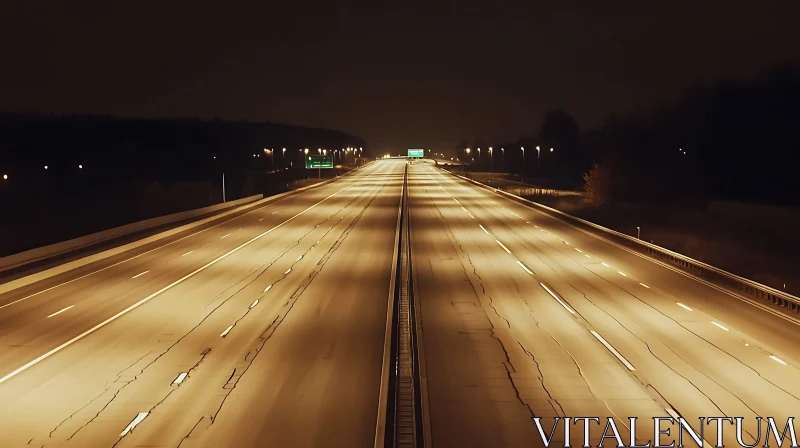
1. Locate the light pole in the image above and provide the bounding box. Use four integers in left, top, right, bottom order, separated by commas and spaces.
536, 146, 540, 175
637, 226, 641, 240
477, 148, 481, 164
501, 148, 504, 170
489, 147, 493, 173
222, 172, 226, 203
521, 147, 525, 175
282, 147, 286, 166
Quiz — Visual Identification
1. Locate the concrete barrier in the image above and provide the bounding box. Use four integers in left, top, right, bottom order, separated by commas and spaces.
0, 160, 378, 296
0, 194, 264, 273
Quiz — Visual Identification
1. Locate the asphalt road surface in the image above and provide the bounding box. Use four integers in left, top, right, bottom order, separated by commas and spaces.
0, 160, 404, 448
3, 158, 800, 448
409, 162, 800, 447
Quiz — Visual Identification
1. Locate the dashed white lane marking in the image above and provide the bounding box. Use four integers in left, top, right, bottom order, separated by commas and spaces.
575, 248, 582, 253
601, 262, 610, 267
517, 260, 533, 275
711, 321, 729, 331
590, 330, 636, 371
617, 271, 627, 277
47, 306, 74, 318
770, 355, 788, 366
677, 303, 693, 311
495, 240, 512, 254
0, 173, 371, 386
264, 285, 272, 293
220, 233, 230, 239
172, 372, 188, 385
132, 271, 149, 279
639, 283, 650, 288
120, 412, 149, 437
479, 225, 490, 235
181, 251, 193, 256
249, 299, 259, 309
540, 283, 575, 314
297, 255, 303, 261
284, 268, 292, 275
220, 325, 234, 338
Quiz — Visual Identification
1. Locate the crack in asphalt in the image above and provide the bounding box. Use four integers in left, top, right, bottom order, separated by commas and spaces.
37, 177, 385, 446
174, 178, 386, 445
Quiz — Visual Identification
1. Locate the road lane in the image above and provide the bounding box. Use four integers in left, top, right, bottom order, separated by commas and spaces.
0, 160, 403, 447
410, 162, 800, 447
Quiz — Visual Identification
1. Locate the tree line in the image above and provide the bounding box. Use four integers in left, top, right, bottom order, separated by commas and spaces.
459, 64, 799, 206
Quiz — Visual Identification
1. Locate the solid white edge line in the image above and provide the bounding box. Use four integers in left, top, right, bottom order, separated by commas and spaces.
479, 224, 490, 235
677, 303, 693, 311
495, 240, 512, 254
590, 330, 636, 371
220, 325, 234, 337
0, 174, 369, 386
47, 305, 74, 318
120, 412, 149, 437
0, 164, 380, 309
249, 299, 259, 309
770, 355, 788, 365
539, 282, 576, 314
132, 270, 149, 279
172, 372, 188, 385
711, 321, 729, 331
516, 260, 533, 275
264, 285, 272, 293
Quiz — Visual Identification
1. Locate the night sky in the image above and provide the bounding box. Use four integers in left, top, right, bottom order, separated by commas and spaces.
2, 1, 798, 153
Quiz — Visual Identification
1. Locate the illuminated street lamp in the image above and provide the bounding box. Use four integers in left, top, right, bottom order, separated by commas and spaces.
521, 147, 525, 171
536, 146, 540, 175
477, 148, 481, 162
304, 148, 309, 154
489, 147, 493, 172
501, 148, 504, 170
78, 164, 83, 169
2, 174, 7, 180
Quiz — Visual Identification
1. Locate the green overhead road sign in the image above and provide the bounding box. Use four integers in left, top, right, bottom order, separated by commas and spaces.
408, 149, 424, 158
306, 155, 334, 169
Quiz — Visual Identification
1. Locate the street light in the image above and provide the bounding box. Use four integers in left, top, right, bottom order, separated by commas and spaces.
78, 164, 83, 169
2, 174, 7, 180
536, 146, 540, 175
304, 148, 309, 154
501, 148, 504, 170
477, 148, 481, 163
489, 147, 493, 172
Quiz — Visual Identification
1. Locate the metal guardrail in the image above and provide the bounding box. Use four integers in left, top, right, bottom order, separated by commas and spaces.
449, 171, 800, 314
380, 165, 425, 448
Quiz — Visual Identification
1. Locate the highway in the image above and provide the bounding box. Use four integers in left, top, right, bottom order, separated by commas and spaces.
2, 158, 800, 448
408, 162, 800, 447
0, 160, 404, 447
